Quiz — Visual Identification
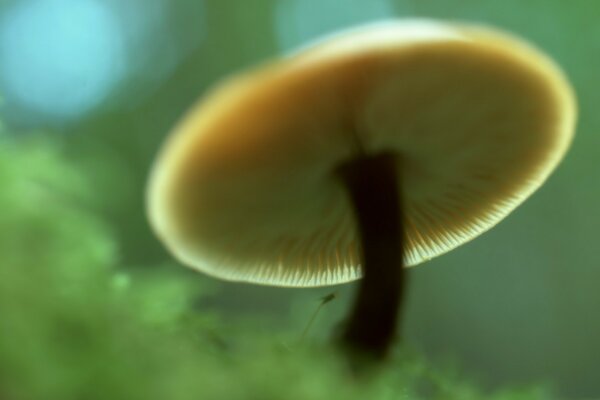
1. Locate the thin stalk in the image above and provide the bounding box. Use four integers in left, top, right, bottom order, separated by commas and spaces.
337, 152, 406, 362
299, 292, 337, 345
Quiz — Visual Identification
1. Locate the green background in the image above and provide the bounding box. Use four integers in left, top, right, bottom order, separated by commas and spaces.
1, 0, 598, 398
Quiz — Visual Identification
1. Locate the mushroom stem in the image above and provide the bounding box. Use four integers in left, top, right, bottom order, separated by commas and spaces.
337, 152, 405, 362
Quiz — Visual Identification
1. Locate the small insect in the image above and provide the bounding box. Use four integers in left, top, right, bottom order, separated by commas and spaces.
298, 291, 338, 345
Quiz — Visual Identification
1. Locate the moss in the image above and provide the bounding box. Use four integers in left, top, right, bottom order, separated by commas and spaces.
0, 136, 553, 400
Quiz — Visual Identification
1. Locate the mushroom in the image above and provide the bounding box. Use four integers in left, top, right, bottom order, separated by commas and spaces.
147, 20, 576, 361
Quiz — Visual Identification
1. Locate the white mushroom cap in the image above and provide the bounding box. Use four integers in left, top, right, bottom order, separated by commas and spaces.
147, 20, 576, 287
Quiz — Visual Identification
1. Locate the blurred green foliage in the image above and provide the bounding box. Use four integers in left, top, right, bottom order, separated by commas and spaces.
0, 135, 552, 400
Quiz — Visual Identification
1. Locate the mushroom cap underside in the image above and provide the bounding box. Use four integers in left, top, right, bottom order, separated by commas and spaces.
148, 20, 576, 287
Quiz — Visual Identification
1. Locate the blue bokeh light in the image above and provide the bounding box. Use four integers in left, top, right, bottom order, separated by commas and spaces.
275, 0, 402, 51
0, 0, 125, 119
106, 0, 206, 109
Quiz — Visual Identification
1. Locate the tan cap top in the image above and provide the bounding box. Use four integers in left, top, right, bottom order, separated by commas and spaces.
147, 20, 576, 287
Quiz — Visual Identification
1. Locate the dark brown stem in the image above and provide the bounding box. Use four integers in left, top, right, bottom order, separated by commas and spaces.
337, 152, 405, 362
